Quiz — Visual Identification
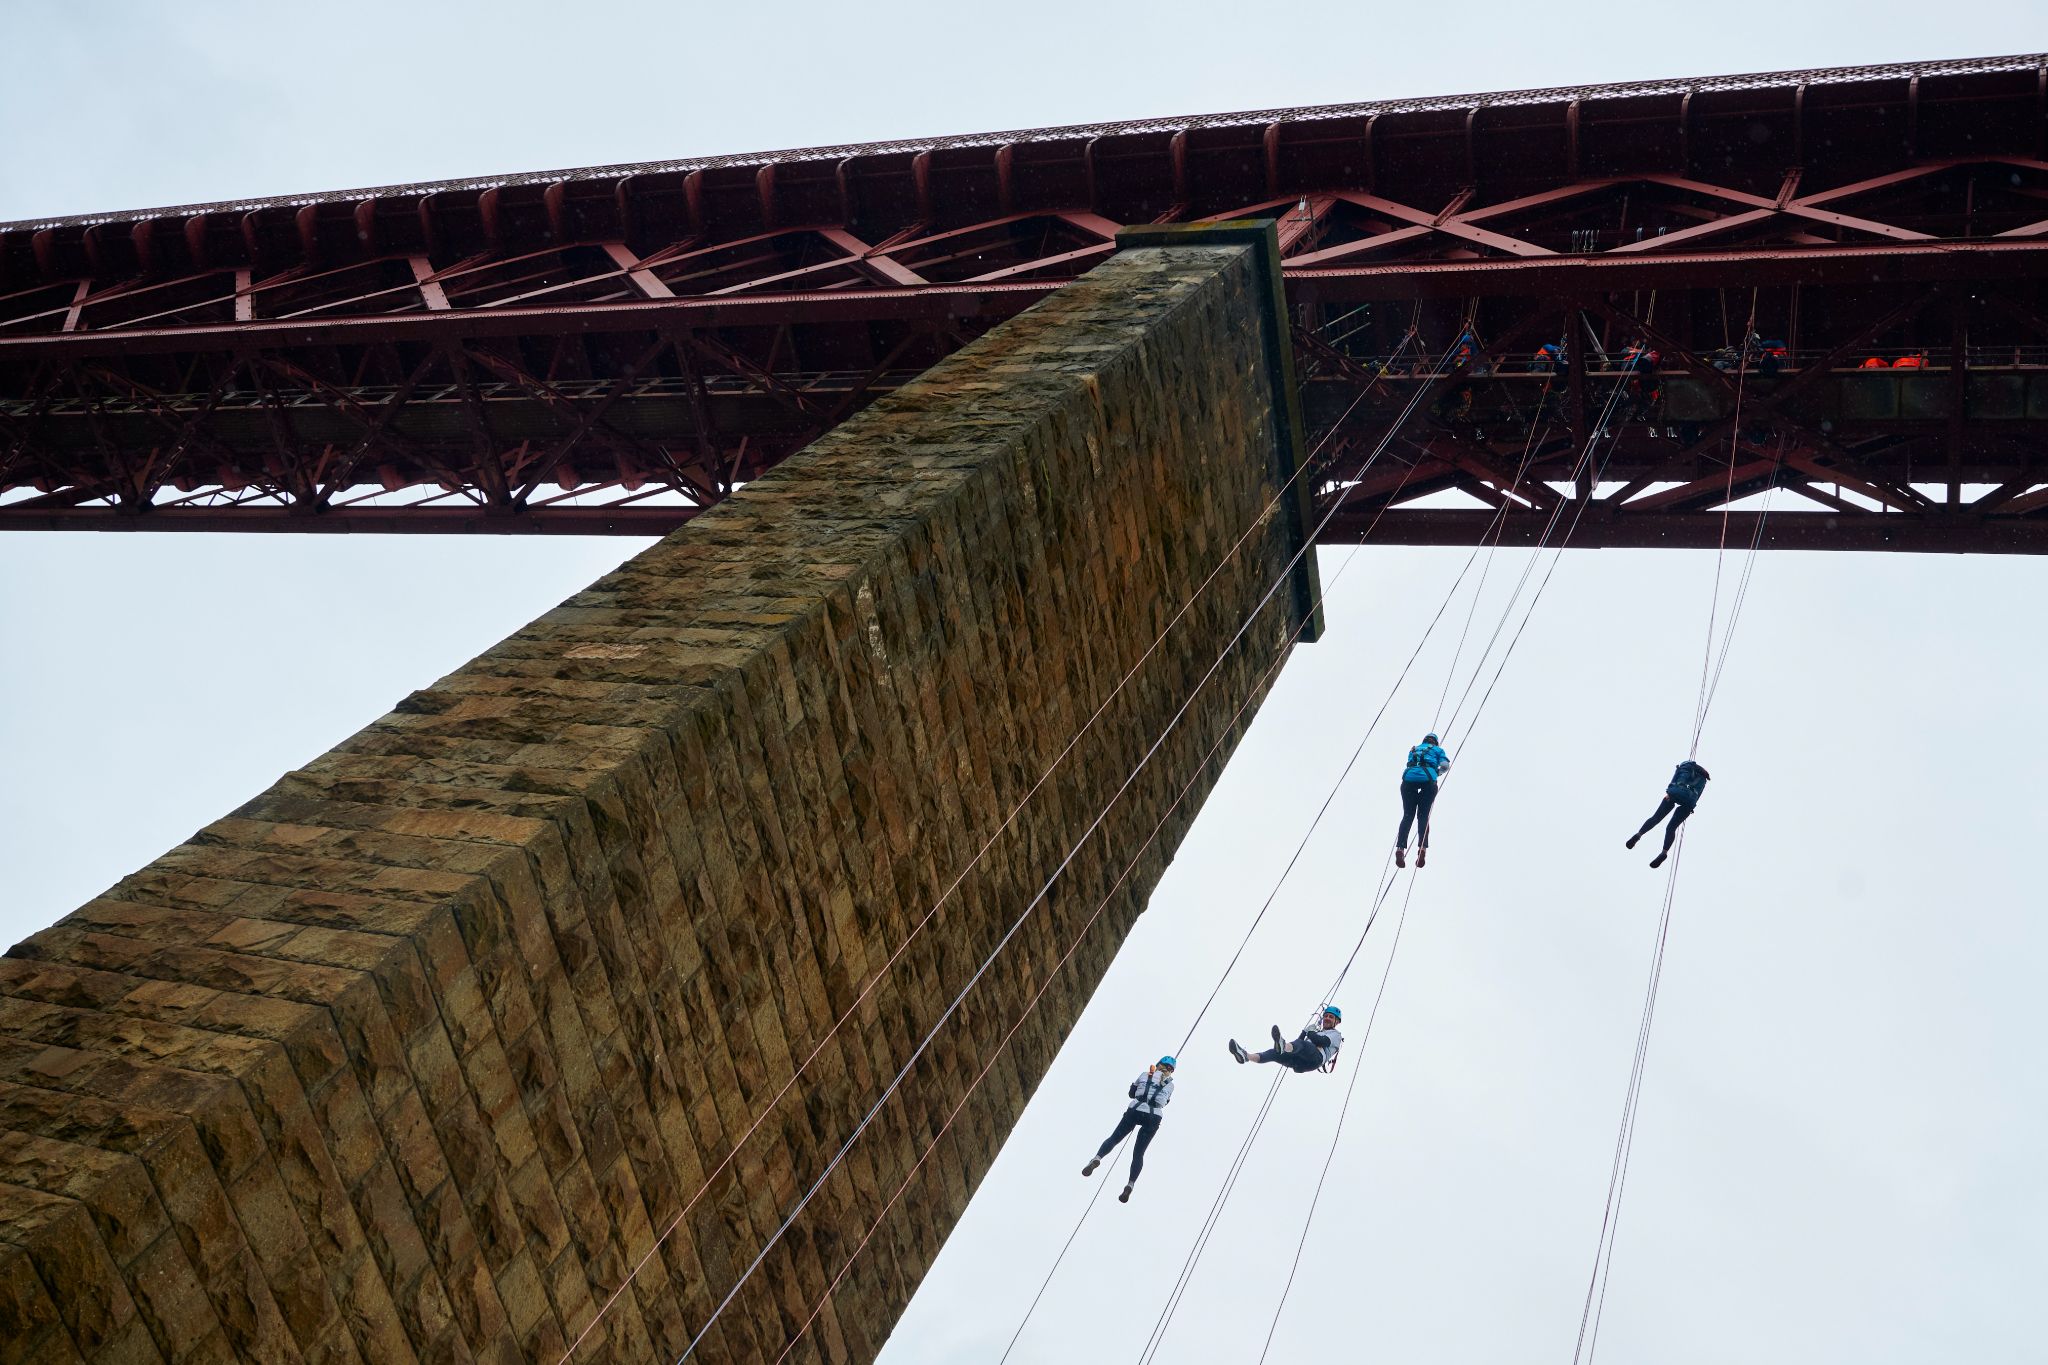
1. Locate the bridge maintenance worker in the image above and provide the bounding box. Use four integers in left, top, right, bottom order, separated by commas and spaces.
1083, 1056, 1175, 1203
1626, 759, 1712, 868
1395, 733, 1450, 867
1229, 1007, 1343, 1073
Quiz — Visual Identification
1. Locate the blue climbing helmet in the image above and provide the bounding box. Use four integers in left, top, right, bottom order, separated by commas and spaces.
1157, 1056, 1177, 1071
1320, 1005, 1342, 1023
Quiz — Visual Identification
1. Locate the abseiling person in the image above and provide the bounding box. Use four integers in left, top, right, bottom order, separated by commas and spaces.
1228, 1006, 1343, 1073
1626, 758, 1712, 868
1395, 733, 1450, 868
1081, 1056, 1176, 1204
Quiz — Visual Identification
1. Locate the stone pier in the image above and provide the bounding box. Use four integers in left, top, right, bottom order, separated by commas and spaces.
0, 224, 1316, 1364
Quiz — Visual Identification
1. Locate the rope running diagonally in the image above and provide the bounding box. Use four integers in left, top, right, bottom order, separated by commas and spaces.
773, 355, 1478, 1365
1170, 333, 1573, 1057
1256, 867, 1422, 1362
559, 327, 1431, 1361
1133, 1066, 1291, 1364
994, 1127, 1132, 1364
1006, 456, 1524, 1359
781, 529, 1387, 1365
1694, 435, 1786, 752
1432, 368, 1562, 731
1143, 343, 1643, 1364
1440, 355, 1642, 747
779, 507, 1415, 1365
1575, 439, 1789, 1364
781, 335, 1513, 1361
669, 337, 1477, 1362
1005, 349, 1569, 1362
1570, 837, 1687, 1365
1239, 358, 1647, 1360
1690, 290, 1762, 758
1139, 860, 1410, 1365
1583, 848, 1686, 1364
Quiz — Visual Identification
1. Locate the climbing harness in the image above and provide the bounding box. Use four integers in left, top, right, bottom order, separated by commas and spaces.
666, 334, 1480, 1364
1239, 345, 1650, 1360
1569, 320, 1789, 1362
560, 327, 1440, 1363
776, 473, 1432, 1365
1256, 871, 1421, 1363
1138, 861, 1409, 1365
1141, 337, 1641, 1361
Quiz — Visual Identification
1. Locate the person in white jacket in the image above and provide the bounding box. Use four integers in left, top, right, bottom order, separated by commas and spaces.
1081, 1056, 1175, 1203
1228, 1005, 1343, 1073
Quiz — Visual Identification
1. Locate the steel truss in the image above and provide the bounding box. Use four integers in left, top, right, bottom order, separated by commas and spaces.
4, 53, 2048, 549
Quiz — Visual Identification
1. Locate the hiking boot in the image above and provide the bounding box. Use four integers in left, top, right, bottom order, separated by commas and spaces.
1228, 1039, 1248, 1064
1395, 846, 1407, 868
1270, 1025, 1285, 1050
1625, 832, 1641, 849
1119, 1184, 1134, 1204
1417, 847, 1428, 868
1081, 1158, 1099, 1178
1649, 850, 1668, 869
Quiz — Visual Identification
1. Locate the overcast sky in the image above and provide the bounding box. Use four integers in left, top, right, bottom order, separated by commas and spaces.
4, 5, 2046, 1363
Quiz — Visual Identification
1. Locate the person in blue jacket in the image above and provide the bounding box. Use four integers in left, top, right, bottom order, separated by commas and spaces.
1626, 759, 1712, 868
1395, 733, 1450, 867
1082, 1056, 1175, 1203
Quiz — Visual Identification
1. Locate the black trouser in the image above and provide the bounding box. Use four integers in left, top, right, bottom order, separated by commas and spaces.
1397, 779, 1439, 849
1635, 795, 1696, 851
1096, 1109, 1161, 1181
1253, 1046, 1324, 1074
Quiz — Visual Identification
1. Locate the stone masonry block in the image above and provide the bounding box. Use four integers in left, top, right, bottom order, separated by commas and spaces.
5, 229, 1311, 1362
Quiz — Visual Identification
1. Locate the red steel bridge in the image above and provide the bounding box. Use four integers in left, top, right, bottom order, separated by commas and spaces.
5, 53, 2048, 551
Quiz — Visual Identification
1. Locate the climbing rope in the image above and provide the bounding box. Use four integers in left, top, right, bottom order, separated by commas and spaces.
1440, 348, 1642, 749
1256, 868, 1422, 1362
666, 335, 1477, 1363
1690, 291, 1762, 758
1139, 860, 1411, 1365
996, 1127, 1132, 1364
1570, 840, 1687, 1365
1570, 341, 1795, 1361
559, 327, 1433, 1363
1133, 1068, 1289, 1365
1225, 359, 1644, 1360
1139, 336, 1639, 1363
1570, 366, 1790, 1365
1431, 359, 1565, 730
770, 462, 1425, 1365
766, 331, 1504, 1363
1693, 435, 1786, 753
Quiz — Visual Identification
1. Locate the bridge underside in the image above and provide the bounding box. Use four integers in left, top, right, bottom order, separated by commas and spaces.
0, 235, 1314, 1364
5, 54, 2048, 550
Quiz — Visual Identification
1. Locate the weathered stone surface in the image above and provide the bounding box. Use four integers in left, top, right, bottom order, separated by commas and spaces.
3, 233, 1310, 1362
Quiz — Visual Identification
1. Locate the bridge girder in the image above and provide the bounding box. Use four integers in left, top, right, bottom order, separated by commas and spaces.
5, 52, 2048, 548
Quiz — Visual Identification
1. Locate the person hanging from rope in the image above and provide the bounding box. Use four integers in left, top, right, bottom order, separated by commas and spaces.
1394, 732, 1449, 868
1625, 759, 1712, 868
1228, 1006, 1342, 1072
1082, 1056, 1176, 1204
